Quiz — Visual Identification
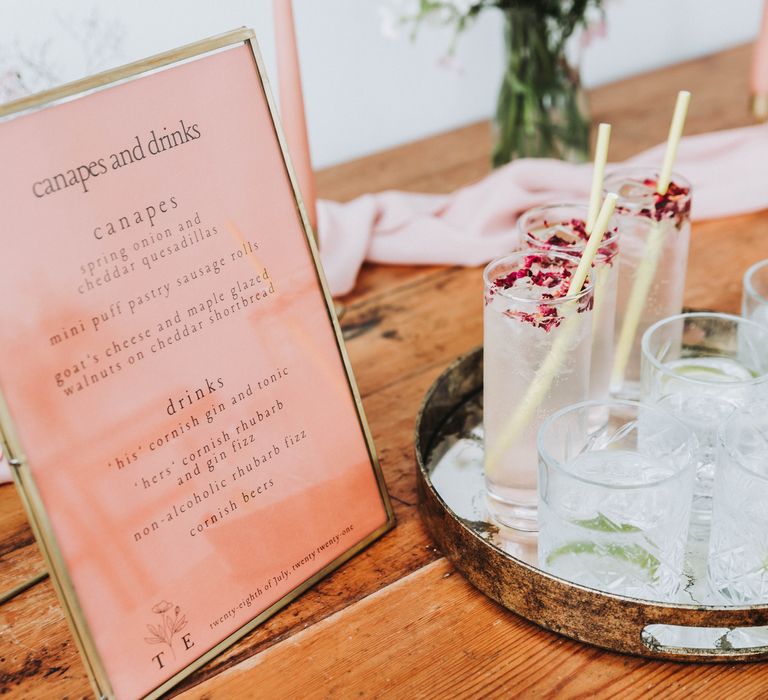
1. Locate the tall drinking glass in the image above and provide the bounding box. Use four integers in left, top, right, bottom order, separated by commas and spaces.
605, 168, 692, 399
538, 400, 696, 602
742, 259, 768, 326
484, 251, 594, 532
641, 312, 768, 532
708, 402, 768, 604
519, 203, 620, 416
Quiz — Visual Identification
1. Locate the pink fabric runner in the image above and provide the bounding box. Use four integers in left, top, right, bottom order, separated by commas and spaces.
1, 123, 767, 485
318, 123, 768, 296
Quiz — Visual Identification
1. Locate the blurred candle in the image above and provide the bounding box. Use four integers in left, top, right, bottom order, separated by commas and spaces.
751, 0, 768, 121
273, 0, 318, 230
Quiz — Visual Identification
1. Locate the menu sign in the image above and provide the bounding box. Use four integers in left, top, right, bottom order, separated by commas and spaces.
0, 30, 393, 700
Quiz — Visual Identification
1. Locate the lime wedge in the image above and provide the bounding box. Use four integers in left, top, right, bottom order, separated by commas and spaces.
672, 364, 730, 377
574, 512, 641, 533
669, 361, 758, 380
546, 541, 660, 580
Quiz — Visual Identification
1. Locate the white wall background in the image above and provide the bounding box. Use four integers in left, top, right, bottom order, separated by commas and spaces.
0, 1, 763, 168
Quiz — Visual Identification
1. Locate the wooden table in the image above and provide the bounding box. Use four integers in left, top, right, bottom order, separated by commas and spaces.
3, 43, 768, 699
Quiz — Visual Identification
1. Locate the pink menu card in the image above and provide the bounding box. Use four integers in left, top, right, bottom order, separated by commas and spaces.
0, 31, 392, 700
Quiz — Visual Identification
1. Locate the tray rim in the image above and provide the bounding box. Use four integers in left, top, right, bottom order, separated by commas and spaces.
414, 346, 768, 663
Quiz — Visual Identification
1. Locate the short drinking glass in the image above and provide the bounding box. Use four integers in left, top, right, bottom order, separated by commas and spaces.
709, 403, 768, 604
538, 400, 696, 602
641, 312, 768, 527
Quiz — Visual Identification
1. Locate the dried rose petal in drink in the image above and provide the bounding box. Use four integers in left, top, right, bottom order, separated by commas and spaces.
519, 204, 620, 420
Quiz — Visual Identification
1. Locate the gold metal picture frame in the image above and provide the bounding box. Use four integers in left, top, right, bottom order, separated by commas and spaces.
0, 28, 394, 700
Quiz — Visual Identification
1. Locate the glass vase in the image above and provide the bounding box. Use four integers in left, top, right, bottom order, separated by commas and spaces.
493, 6, 591, 167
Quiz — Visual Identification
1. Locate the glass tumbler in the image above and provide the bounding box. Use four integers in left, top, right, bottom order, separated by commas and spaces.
538, 400, 696, 602
641, 312, 768, 531
708, 402, 768, 604
484, 251, 594, 532
519, 203, 620, 417
604, 167, 692, 399
742, 259, 768, 327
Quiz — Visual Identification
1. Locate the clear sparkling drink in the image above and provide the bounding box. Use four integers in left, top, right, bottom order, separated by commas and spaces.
519, 203, 620, 422
538, 400, 696, 602
605, 168, 691, 399
483, 251, 594, 532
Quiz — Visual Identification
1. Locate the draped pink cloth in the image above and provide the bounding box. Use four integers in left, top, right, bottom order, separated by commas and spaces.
318, 123, 768, 296
1, 122, 767, 485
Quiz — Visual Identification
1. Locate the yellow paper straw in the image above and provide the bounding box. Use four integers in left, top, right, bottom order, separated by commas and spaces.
610, 91, 691, 391
485, 193, 618, 477
586, 122, 612, 337
587, 123, 612, 232
657, 91, 691, 195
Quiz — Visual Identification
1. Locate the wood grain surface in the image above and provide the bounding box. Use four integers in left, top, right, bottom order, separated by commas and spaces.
2, 43, 768, 699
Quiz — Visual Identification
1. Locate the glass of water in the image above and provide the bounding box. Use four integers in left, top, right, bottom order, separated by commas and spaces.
709, 402, 768, 604
640, 312, 768, 531
537, 400, 696, 602
743, 259, 768, 326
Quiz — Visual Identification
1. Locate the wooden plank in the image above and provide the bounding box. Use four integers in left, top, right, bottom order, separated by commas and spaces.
337, 264, 449, 313
0, 576, 90, 699
315, 122, 493, 202
183, 559, 768, 700
342, 266, 482, 399
686, 214, 768, 313
589, 44, 753, 160
0, 485, 45, 599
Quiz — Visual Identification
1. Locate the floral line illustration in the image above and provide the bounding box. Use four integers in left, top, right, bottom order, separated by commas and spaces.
144, 600, 187, 657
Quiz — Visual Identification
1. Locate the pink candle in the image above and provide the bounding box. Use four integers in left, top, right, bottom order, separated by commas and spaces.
273, 0, 318, 230
0, 448, 9, 483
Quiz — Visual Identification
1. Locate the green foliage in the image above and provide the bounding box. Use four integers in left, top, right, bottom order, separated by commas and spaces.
401, 1, 604, 44
392, 0, 603, 164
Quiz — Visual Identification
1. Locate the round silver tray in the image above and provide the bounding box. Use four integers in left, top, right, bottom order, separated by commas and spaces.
415, 347, 768, 662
